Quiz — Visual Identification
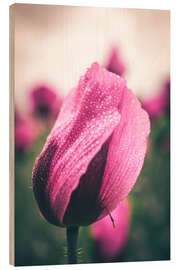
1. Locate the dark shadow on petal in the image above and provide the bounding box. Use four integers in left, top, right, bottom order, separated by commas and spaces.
63, 138, 111, 226
32, 140, 59, 226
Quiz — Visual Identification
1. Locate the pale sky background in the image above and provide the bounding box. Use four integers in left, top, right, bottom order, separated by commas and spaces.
12, 4, 170, 113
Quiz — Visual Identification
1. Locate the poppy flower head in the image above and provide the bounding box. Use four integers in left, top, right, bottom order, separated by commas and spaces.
142, 78, 170, 119
91, 199, 131, 260
105, 47, 126, 76
30, 84, 62, 121
15, 115, 37, 153
32, 62, 150, 227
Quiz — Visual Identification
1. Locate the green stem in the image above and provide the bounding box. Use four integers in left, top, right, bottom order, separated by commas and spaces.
66, 226, 79, 264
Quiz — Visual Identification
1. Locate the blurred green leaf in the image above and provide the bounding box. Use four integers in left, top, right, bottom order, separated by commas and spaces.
15, 113, 170, 265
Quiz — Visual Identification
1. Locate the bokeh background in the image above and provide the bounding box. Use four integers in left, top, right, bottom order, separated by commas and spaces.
12, 4, 170, 266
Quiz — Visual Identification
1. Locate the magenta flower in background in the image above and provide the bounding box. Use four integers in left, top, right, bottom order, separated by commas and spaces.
15, 111, 37, 153
30, 84, 62, 122
141, 79, 170, 119
91, 198, 130, 260
32, 62, 150, 227
105, 47, 126, 76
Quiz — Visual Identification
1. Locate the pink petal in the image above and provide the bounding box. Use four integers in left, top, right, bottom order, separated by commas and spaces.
142, 79, 170, 118
63, 138, 110, 225
91, 199, 130, 260
32, 63, 126, 226
105, 47, 126, 76
98, 87, 150, 218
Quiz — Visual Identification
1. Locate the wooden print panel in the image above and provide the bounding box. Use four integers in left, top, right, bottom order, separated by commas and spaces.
9, 3, 170, 266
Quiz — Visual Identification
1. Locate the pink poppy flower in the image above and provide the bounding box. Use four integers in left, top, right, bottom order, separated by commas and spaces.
91, 198, 130, 260
32, 62, 150, 227
15, 112, 37, 153
141, 79, 170, 119
105, 47, 126, 76
29, 84, 62, 122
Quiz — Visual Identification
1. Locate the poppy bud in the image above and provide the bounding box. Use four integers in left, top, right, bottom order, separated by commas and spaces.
141, 79, 170, 119
29, 84, 62, 122
32, 62, 150, 227
105, 46, 126, 76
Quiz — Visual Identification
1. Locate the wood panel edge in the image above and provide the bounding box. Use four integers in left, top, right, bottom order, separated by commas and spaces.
9, 4, 15, 266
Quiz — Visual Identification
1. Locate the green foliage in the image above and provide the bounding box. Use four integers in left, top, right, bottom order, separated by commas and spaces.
15, 114, 170, 266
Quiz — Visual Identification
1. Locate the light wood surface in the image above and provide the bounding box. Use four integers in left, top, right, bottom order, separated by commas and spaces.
9, 4, 170, 266
9, 4, 15, 266
13, 4, 170, 113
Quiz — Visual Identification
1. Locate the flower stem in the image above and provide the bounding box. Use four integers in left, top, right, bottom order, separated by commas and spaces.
66, 226, 79, 264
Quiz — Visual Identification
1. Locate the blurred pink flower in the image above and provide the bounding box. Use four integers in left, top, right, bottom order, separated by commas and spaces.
91, 198, 130, 260
141, 79, 170, 119
105, 47, 126, 76
15, 111, 38, 153
29, 84, 62, 122
32, 62, 150, 227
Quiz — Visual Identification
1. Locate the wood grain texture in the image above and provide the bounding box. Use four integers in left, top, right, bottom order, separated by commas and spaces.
9, 4, 170, 266
9, 4, 15, 266
13, 4, 170, 113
